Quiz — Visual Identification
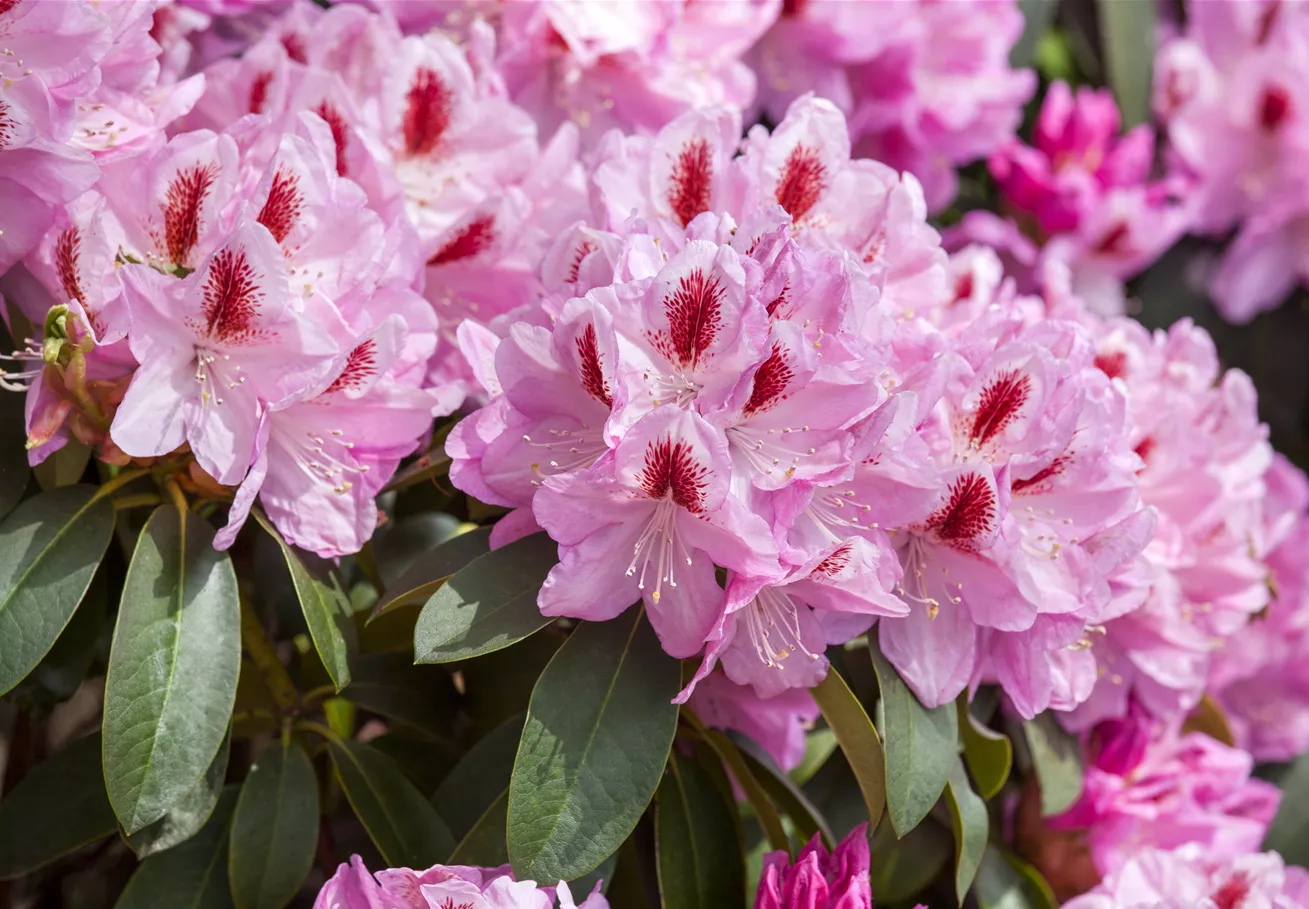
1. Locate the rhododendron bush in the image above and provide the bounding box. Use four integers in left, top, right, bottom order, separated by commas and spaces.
6, 1, 1309, 908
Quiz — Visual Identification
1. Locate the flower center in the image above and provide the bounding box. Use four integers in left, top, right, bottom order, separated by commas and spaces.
745, 587, 819, 668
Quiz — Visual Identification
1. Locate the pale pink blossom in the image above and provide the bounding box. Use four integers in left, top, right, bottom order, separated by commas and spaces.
1050, 711, 1280, 875
751, 0, 1035, 211
1062, 845, 1309, 909
314, 855, 609, 909
689, 672, 819, 773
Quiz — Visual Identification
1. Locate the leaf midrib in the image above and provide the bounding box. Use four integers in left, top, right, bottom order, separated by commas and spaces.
121, 509, 193, 832
515, 613, 642, 868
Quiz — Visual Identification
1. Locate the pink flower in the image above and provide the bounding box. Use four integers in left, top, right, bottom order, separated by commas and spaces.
1155, 0, 1309, 320
992, 82, 1155, 237
989, 82, 1193, 315
753, 825, 873, 909
751, 0, 1035, 211
1067, 317, 1275, 730
689, 672, 819, 773
533, 404, 780, 658
314, 855, 609, 909
1049, 712, 1280, 876
0, 72, 98, 276
1209, 455, 1309, 762
112, 219, 339, 485
216, 316, 445, 558
495, 0, 777, 145
1061, 846, 1309, 909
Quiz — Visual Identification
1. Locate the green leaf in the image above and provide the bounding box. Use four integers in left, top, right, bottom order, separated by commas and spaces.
958, 697, 1013, 801
370, 731, 462, 796
508, 612, 681, 883
695, 725, 788, 854
869, 641, 957, 836
434, 714, 524, 837
869, 815, 952, 903
790, 728, 838, 787
945, 758, 988, 904
1098, 0, 1156, 128
103, 506, 241, 834
0, 485, 114, 695
115, 786, 238, 909
0, 389, 29, 521
228, 740, 319, 909
254, 512, 354, 691
24, 565, 107, 704
974, 847, 1058, 909
33, 439, 91, 491
342, 652, 459, 735
329, 738, 456, 868
0, 733, 116, 879
414, 532, 557, 663
729, 731, 835, 849
812, 666, 888, 834
1011, 0, 1059, 69
655, 753, 745, 909
461, 632, 563, 740
449, 789, 510, 867
1022, 712, 1083, 817
127, 730, 231, 859
1263, 752, 1309, 866
371, 525, 491, 619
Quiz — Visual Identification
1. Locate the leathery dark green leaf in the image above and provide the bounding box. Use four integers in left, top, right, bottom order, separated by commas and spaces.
414, 532, 558, 663
103, 506, 241, 834
655, 752, 745, 909
114, 787, 239, 909
958, 696, 1012, 801
945, 758, 988, 904
507, 612, 680, 883
0, 485, 114, 696
229, 739, 319, 909
729, 731, 835, 849
371, 525, 492, 619
254, 511, 353, 691
126, 730, 231, 859
0, 733, 116, 879
811, 666, 887, 834
1022, 712, 1083, 817
329, 738, 456, 868
869, 641, 957, 835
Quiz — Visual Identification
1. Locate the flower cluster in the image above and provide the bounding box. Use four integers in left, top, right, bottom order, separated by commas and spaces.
1046, 711, 1280, 876
315, 856, 609, 909
980, 81, 1193, 314
1062, 846, 1309, 909
1155, 0, 1309, 322
448, 96, 1162, 721
751, 0, 1035, 212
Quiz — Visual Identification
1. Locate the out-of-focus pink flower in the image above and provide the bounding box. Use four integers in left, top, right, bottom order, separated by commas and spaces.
314, 855, 609, 909
989, 82, 1193, 316
496, 0, 779, 145
1067, 318, 1274, 730
1156, 0, 1309, 321
1209, 454, 1309, 762
753, 825, 873, 909
1049, 712, 1280, 876
689, 672, 819, 772
751, 0, 1034, 212
1061, 845, 1309, 909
